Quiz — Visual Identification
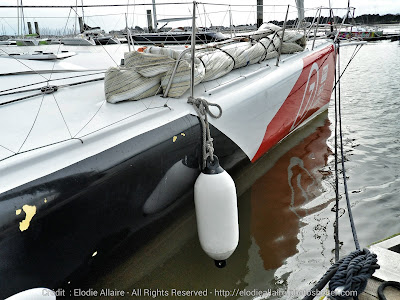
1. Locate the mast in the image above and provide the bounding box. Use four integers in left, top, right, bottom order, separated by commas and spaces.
256, 0, 263, 28
17, 0, 19, 36
20, 0, 26, 36
295, 0, 304, 28
75, 0, 77, 35
152, 0, 157, 32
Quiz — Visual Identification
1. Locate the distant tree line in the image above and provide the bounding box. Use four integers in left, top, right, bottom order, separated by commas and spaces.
271, 13, 400, 26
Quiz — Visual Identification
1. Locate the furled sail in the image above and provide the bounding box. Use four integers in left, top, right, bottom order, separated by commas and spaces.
104, 23, 306, 103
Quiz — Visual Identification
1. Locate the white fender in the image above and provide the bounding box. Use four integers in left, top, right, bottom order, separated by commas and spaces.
194, 157, 239, 267
5, 288, 56, 300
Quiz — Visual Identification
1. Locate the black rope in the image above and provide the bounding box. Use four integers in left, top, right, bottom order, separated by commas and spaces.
334, 43, 340, 263
337, 43, 360, 251
377, 281, 400, 300
332, 44, 363, 92
329, 248, 379, 299
302, 42, 378, 300
302, 249, 379, 300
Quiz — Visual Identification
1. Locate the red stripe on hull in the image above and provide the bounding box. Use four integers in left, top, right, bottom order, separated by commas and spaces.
252, 45, 335, 162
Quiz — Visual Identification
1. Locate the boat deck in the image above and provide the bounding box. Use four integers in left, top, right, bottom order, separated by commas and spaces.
360, 278, 400, 300
360, 234, 400, 299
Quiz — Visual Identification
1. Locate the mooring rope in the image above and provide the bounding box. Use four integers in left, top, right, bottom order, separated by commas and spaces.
336, 43, 360, 251
302, 41, 379, 300
187, 96, 222, 169
377, 281, 400, 300
328, 248, 379, 299
302, 249, 379, 300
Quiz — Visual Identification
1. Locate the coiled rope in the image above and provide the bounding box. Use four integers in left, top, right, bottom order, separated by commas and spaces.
302, 249, 379, 300
329, 248, 379, 299
187, 96, 222, 169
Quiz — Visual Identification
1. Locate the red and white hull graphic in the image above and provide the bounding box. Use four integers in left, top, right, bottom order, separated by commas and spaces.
208, 43, 336, 163
252, 45, 335, 161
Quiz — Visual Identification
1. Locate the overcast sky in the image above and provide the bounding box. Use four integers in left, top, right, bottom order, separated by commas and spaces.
1, 0, 399, 35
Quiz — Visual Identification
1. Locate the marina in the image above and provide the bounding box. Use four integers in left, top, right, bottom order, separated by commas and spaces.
0, 1, 400, 299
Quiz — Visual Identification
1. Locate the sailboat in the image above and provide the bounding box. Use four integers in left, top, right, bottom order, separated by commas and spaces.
129, 17, 226, 44
0, 1, 360, 298
14, 2, 48, 46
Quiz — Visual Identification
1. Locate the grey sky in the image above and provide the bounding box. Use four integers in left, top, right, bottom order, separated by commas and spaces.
0, 0, 399, 35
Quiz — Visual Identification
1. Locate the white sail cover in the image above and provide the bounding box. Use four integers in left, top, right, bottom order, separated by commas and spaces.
104, 23, 306, 102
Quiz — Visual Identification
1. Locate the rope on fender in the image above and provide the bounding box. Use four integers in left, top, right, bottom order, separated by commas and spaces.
187, 96, 222, 169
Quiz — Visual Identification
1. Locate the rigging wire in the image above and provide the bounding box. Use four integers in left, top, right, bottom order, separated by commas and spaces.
0, 77, 104, 107
332, 44, 362, 90
17, 94, 45, 153
52, 93, 73, 139
48, 7, 73, 82
0, 71, 106, 95
0, 48, 49, 81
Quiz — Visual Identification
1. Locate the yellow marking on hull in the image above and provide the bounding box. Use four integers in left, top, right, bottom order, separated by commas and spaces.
181, 133, 186, 136
19, 205, 37, 232
44, 198, 47, 203
172, 136, 177, 142
16, 209, 22, 215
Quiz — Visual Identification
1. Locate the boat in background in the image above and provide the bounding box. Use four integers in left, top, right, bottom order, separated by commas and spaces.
61, 32, 96, 46
129, 28, 226, 45
15, 37, 49, 46
3, 50, 76, 60
0, 40, 17, 45
129, 17, 226, 45
337, 25, 383, 40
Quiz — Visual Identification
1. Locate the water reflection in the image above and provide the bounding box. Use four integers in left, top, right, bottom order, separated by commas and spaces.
251, 116, 331, 270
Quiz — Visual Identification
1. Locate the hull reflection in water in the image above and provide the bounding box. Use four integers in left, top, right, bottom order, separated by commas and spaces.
250, 114, 332, 272
76, 112, 334, 299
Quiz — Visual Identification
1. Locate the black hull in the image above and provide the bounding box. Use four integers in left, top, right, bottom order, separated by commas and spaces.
129, 31, 226, 45
0, 114, 247, 298
94, 37, 119, 45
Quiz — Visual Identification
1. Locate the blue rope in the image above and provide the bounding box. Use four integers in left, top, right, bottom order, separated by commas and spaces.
329, 248, 379, 299
301, 249, 379, 300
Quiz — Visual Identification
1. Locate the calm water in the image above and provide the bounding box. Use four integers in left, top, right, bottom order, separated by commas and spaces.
75, 38, 400, 299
